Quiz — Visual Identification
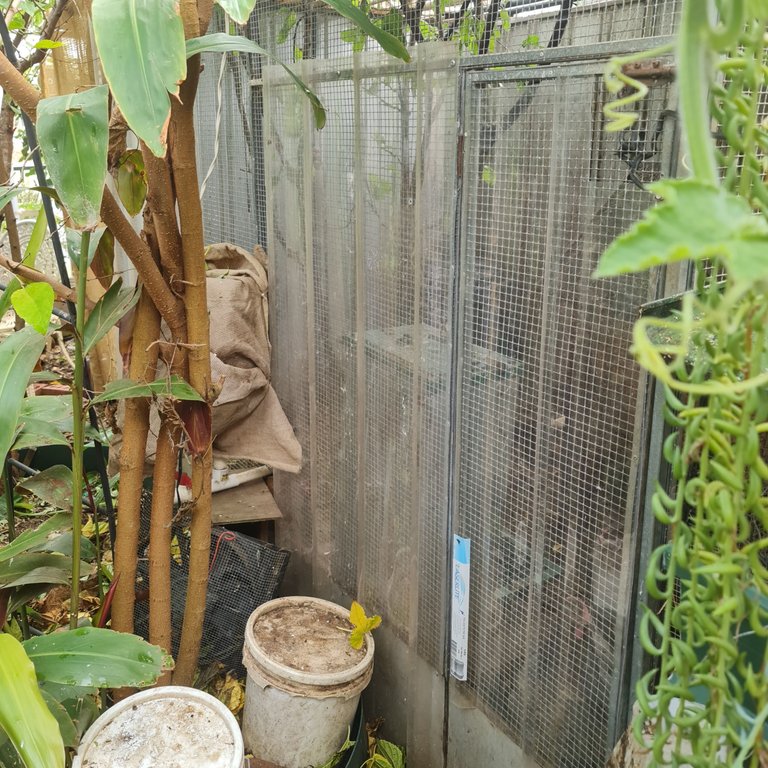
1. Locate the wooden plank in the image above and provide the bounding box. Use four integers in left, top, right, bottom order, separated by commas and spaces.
211, 478, 283, 525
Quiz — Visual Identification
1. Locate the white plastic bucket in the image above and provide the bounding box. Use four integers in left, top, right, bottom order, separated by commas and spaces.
242, 596, 375, 768
72, 686, 244, 768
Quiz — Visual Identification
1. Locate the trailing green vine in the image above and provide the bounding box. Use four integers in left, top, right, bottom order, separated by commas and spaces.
597, 2, 768, 765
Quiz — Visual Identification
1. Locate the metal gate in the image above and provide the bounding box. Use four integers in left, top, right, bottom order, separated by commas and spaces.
447, 45, 677, 768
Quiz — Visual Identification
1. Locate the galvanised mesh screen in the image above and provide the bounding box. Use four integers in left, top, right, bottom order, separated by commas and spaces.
452, 60, 674, 767
264, 45, 458, 669
195, 10, 266, 251
248, 0, 679, 60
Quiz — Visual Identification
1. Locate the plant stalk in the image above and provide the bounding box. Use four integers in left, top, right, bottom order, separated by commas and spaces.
69, 229, 90, 630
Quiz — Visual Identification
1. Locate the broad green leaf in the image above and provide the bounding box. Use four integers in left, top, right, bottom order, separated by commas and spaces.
39, 682, 99, 743
593, 179, 768, 279
215, 0, 256, 24
0, 552, 72, 589
24, 628, 168, 688
90, 375, 204, 404
376, 740, 405, 768
115, 149, 147, 216
18, 466, 74, 511
0, 513, 72, 563
0, 204, 42, 317
92, 0, 186, 157
186, 34, 326, 129
39, 690, 79, 748
30, 531, 97, 561
320, 0, 409, 61
20, 395, 72, 425
11, 282, 54, 334
83, 278, 140, 356
0, 634, 64, 768
37, 86, 109, 230
12, 418, 70, 451
0, 326, 46, 460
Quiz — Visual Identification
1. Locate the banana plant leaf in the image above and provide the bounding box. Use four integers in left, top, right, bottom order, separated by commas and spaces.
91, 0, 186, 157
0, 633, 65, 768
36, 86, 110, 230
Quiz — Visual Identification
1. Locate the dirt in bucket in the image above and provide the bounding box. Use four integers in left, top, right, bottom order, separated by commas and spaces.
251, 603, 367, 675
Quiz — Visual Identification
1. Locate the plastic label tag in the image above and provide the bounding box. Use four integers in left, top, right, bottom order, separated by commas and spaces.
450, 535, 470, 681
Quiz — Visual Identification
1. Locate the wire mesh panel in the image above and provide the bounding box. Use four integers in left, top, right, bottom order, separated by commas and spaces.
449, 57, 675, 768
264, 49, 457, 766
195, 10, 266, 250
247, 0, 680, 61
266, 44, 458, 667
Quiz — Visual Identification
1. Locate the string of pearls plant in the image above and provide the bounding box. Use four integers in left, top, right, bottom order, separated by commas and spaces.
597, 1, 768, 765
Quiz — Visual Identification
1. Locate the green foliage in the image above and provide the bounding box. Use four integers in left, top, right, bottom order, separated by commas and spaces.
91, 0, 186, 157
0, 634, 64, 768
36, 86, 110, 229
594, 180, 768, 282
321, 0, 409, 61
597, 2, 768, 765
186, 33, 326, 129
18, 466, 74, 511
216, 0, 257, 25
10, 282, 54, 334
23, 627, 171, 688
115, 149, 147, 217
364, 739, 405, 768
0, 326, 46, 461
0, 513, 71, 563
90, 375, 206, 404
83, 278, 140, 356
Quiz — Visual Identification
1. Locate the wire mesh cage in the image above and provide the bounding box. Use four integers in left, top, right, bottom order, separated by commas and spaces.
135, 490, 290, 675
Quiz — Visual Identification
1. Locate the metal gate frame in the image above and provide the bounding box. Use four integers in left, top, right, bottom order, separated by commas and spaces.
444, 36, 677, 767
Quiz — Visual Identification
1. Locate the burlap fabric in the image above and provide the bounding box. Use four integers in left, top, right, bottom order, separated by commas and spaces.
138, 243, 301, 473
204, 243, 301, 472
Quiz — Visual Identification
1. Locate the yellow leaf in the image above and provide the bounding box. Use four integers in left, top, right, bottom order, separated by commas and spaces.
348, 600, 381, 650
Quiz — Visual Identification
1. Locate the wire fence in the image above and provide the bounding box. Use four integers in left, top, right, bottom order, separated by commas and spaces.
194, 1, 681, 765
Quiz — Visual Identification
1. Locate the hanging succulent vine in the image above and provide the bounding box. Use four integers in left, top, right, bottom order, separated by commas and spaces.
597, 1, 768, 765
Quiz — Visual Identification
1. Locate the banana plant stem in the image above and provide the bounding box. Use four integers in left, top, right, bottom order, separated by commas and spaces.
69, 229, 90, 630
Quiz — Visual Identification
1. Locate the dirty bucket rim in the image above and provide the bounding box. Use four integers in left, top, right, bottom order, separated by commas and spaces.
73, 685, 244, 768
244, 596, 375, 688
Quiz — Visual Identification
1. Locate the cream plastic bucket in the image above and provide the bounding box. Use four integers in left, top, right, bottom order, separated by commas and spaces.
72, 686, 244, 768
242, 596, 374, 768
